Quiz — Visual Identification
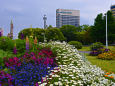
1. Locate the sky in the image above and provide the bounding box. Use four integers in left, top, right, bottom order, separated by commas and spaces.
0, 0, 115, 38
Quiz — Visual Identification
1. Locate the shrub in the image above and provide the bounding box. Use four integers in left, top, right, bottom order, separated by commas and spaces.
14, 39, 26, 54
89, 48, 111, 56
68, 41, 82, 49
97, 51, 115, 60
0, 36, 14, 51
90, 42, 104, 51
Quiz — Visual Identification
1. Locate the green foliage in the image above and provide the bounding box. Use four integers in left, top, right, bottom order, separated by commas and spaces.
0, 36, 14, 51
46, 28, 66, 41
60, 25, 77, 42
77, 25, 90, 32
68, 41, 82, 49
18, 27, 65, 42
90, 42, 104, 51
18, 28, 45, 42
90, 11, 115, 44
75, 26, 93, 45
14, 39, 26, 54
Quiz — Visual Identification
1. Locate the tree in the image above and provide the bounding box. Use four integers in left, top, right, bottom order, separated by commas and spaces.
18, 28, 45, 42
59, 25, 77, 42
77, 25, 90, 32
18, 27, 65, 42
45, 28, 66, 41
90, 11, 115, 44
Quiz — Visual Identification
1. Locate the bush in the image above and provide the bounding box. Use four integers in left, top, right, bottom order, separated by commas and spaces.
0, 36, 14, 51
68, 41, 82, 49
14, 39, 26, 54
89, 48, 111, 56
90, 42, 103, 51
97, 51, 115, 60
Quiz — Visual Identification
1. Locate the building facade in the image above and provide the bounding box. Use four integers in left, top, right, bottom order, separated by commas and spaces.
111, 5, 115, 17
56, 9, 80, 28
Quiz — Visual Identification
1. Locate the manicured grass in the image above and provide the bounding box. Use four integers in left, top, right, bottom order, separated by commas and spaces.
85, 53, 115, 73
79, 45, 115, 73
78, 46, 90, 51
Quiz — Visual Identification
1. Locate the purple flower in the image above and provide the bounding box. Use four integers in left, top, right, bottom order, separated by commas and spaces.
104, 49, 110, 52
21, 33, 24, 39
26, 42, 29, 52
35, 82, 39, 86
0, 32, 2, 37
13, 46, 17, 54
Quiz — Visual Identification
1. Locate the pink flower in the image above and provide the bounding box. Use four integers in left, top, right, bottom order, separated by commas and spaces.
17, 63, 21, 67
38, 52, 43, 56
41, 77, 43, 83
9, 58, 13, 63
13, 57, 19, 61
35, 82, 39, 86
32, 56, 36, 60
5, 62, 9, 67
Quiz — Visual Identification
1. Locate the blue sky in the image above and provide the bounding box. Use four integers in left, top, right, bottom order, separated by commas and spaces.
0, 0, 115, 38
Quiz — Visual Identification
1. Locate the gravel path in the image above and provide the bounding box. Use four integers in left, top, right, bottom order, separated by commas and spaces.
78, 51, 91, 54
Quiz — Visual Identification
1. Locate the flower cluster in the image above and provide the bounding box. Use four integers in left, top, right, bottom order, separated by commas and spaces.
26, 36, 29, 52
98, 51, 115, 60
0, 32, 2, 37
9, 62, 55, 86
38, 41, 115, 85
4, 57, 21, 67
20, 33, 24, 40
1, 47, 57, 86
0, 71, 13, 86
90, 48, 111, 56
38, 48, 54, 58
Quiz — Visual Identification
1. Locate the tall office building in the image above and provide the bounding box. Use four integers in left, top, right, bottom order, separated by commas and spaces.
56, 9, 80, 28
111, 4, 115, 17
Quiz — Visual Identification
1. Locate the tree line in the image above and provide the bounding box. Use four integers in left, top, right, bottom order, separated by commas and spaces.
18, 11, 115, 45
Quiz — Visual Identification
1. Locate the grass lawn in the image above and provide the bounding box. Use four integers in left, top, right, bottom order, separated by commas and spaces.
85, 53, 115, 73
79, 45, 115, 73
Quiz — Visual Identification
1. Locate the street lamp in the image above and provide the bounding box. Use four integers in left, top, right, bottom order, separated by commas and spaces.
106, 13, 108, 49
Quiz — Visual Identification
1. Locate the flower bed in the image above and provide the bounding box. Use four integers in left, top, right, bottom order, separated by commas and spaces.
0, 41, 115, 86
38, 41, 115, 86
0, 48, 57, 86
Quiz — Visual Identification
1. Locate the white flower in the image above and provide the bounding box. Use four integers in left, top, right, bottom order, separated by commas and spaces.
49, 84, 53, 86
54, 82, 58, 85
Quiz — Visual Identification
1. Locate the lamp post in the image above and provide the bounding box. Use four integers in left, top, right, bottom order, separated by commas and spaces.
106, 13, 108, 49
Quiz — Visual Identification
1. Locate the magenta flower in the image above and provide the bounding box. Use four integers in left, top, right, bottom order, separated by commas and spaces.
41, 77, 43, 83
13, 46, 17, 54
35, 82, 39, 86
0, 32, 2, 37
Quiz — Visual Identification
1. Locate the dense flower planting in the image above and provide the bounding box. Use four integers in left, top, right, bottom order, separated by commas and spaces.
0, 41, 115, 86
90, 48, 111, 56
38, 41, 115, 86
0, 47, 57, 86
98, 51, 115, 60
